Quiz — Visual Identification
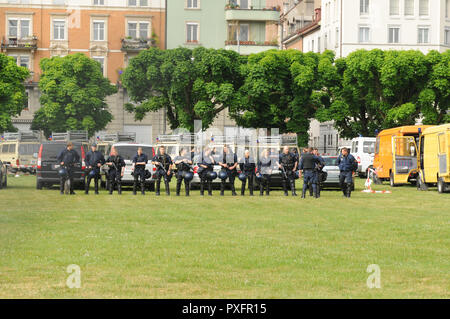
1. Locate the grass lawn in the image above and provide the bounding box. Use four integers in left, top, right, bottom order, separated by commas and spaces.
0, 175, 448, 299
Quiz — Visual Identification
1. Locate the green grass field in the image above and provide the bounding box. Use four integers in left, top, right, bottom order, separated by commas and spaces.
0, 175, 448, 299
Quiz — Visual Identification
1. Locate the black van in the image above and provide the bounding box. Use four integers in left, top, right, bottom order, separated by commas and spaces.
36, 142, 87, 189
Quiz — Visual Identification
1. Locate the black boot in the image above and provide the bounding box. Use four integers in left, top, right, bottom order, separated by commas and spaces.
266, 184, 270, 196
185, 183, 190, 197
290, 180, 297, 196
208, 182, 212, 196
231, 183, 237, 196
241, 182, 245, 196
260, 184, 264, 196
309, 183, 313, 197
85, 180, 89, 194
346, 183, 352, 198
141, 183, 145, 195
94, 180, 99, 195
200, 181, 204, 196
176, 180, 181, 196
118, 183, 122, 195
282, 180, 288, 196
220, 182, 225, 196
133, 183, 137, 195
109, 180, 113, 195
155, 180, 161, 196
165, 181, 170, 196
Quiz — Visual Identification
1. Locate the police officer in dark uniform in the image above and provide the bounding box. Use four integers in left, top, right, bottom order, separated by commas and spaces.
152, 146, 173, 196
132, 147, 148, 195
174, 148, 193, 196
239, 149, 256, 196
257, 148, 272, 196
197, 147, 215, 196
278, 146, 298, 196
84, 143, 105, 195
57, 141, 80, 195
105, 147, 126, 195
299, 147, 321, 198
312, 148, 325, 197
337, 147, 357, 198
218, 144, 238, 196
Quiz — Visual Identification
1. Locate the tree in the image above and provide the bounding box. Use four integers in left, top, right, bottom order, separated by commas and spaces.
315, 49, 433, 139
31, 53, 117, 137
0, 54, 29, 132
122, 47, 245, 131
229, 49, 331, 145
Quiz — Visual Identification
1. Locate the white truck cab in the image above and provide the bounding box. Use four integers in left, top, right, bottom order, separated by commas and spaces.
350, 137, 376, 177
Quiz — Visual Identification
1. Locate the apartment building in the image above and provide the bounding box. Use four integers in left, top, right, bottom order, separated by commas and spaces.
0, 0, 166, 144
320, 0, 450, 58
167, 0, 280, 55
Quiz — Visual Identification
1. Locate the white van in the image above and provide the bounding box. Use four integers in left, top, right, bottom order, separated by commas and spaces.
350, 137, 376, 177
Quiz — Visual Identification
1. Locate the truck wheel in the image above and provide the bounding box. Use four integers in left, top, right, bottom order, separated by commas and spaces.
389, 172, 397, 187
437, 178, 446, 193
36, 179, 43, 190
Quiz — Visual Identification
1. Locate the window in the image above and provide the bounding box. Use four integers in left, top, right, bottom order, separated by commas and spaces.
446, 0, 450, 18
128, 0, 147, 6
186, 23, 198, 42
239, 0, 249, 9
418, 27, 429, 43
128, 22, 137, 38
324, 33, 328, 50
229, 24, 249, 42
419, 0, 429, 16
389, 0, 399, 15
9, 55, 30, 69
359, 26, 370, 42
187, 0, 199, 9
127, 22, 149, 39
93, 21, 105, 41
53, 20, 65, 40
445, 28, 450, 45
93, 0, 104, 5
335, 27, 339, 48
8, 19, 30, 38
388, 26, 400, 43
360, 0, 369, 15
317, 36, 321, 52
404, 0, 414, 16
93, 57, 105, 75
139, 22, 149, 39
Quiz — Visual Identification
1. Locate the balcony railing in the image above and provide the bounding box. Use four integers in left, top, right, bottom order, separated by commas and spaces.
121, 38, 156, 52
225, 40, 278, 46
225, 3, 281, 22
1, 36, 38, 51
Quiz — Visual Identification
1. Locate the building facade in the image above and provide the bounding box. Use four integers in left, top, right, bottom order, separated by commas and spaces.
0, 0, 166, 144
167, 0, 280, 55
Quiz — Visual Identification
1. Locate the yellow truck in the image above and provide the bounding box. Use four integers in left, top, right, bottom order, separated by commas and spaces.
417, 123, 450, 193
0, 131, 41, 174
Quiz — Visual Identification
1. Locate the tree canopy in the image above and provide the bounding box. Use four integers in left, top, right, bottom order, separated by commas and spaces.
122, 47, 245, 131
31, 53, 117, 137
0, 54, 29, 132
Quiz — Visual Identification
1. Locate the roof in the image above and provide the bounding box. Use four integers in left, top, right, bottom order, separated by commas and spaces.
378, 125, 434, 136
422, 123, 450, 135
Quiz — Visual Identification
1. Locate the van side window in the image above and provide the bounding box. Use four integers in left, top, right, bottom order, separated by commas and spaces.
354, 141, 358, 153
438, 134, 445, 154
2, 144, 8, 153
375, 137, 380, 154
9, 144, 16, 153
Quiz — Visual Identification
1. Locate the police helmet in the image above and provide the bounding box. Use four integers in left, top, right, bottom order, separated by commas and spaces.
238, 172, 246, 181
88, 169, 97, 178
144, 170, 152, 180
58, 168, 68, 177
294, 171, 300, 180
184, 171, 194, 182
207, 171, 218, 181
218, 170, 228, 180
255, 173, 263, 181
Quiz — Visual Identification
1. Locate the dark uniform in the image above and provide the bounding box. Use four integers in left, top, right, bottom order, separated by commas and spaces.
219, 151, 238, 196
57, 147, 80, 195
106, 154, 125, 195
337, 153, 357, 198
197, 152, 215, 196
313, 154, 325, 197
299, 152, 321, 198
153, 153, 173, 195
132, 152, 148, 195
279, 152, 297, 196
174, 154, 192, 196
257, 155, 272, 196
239, 156, 256, 196
85, 149, 105, 194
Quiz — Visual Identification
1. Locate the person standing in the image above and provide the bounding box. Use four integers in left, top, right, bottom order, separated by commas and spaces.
152, 146, 173, 196
105, 147, 125, 195
278, 146, 298, 196
239, 150, 256, 196
257, 149, 272, 196
299, 147, 321, 198
218, 145, 238, 196
337, 147, 357, 198
132, 147, 148, 195
197, 147, 215, 196
84, 143, 105, 195
173, 148, 193, 196
57, 142, 80, 195
312, 148, 325, 198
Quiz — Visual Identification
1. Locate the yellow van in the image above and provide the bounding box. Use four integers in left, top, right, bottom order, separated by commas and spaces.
417, 124, 450, 193
0, 132, 41, 174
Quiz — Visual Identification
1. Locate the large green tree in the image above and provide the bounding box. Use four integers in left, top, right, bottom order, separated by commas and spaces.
0, 54, 29, 132
31, 53, 117, 137
122, 47, 245, 131
315, 49, 449, 139
229, 49, 332, 145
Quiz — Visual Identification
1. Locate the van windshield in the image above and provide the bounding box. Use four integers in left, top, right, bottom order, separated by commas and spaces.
363, 141, 375, 154
113, 146, 154, 161
323, 157, 339, 166
19, 143, 40, 155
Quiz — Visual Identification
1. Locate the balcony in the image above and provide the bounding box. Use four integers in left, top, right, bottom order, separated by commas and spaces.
1, 36, 38, 52
121, 38, 156, 52
225, 7, 280, 22
224, 40, 279, 54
